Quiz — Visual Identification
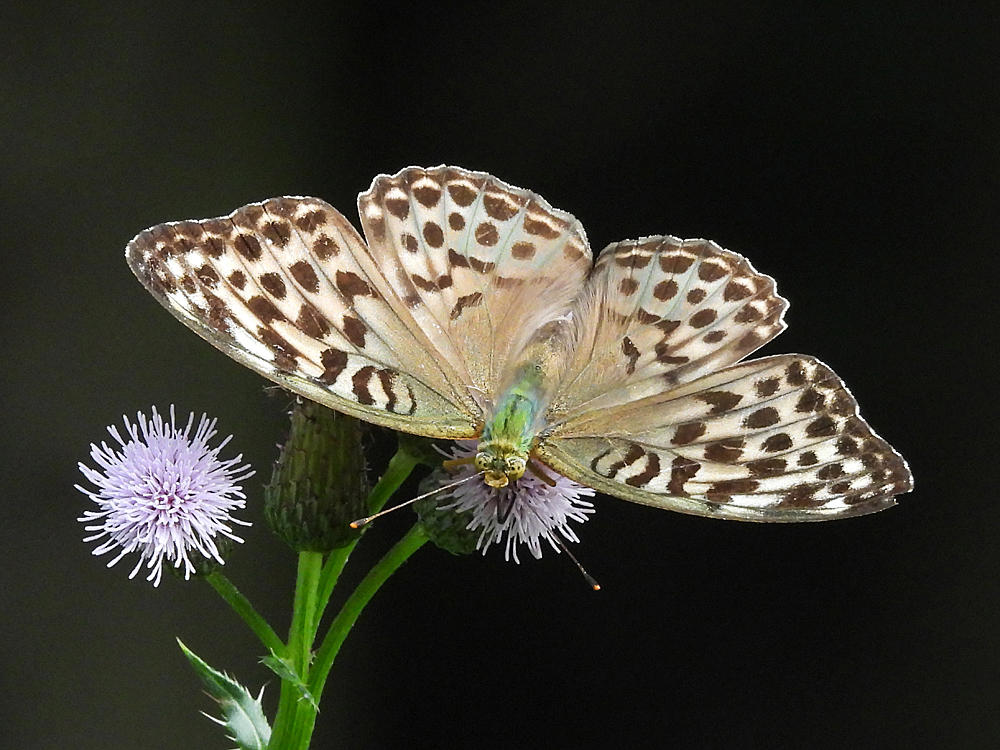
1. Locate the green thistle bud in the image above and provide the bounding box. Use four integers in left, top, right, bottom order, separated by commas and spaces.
265, 399, 369, 552
414, 476, 480, 556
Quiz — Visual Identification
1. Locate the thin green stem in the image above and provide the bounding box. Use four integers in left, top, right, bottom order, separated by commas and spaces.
310, 523, 429, 703
205, 572, 283, 655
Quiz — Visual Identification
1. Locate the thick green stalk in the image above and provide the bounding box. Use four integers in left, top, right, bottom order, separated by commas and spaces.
270, 551, 324, 750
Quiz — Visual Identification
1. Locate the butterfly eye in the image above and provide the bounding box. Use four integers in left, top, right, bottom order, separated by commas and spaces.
474, 453, 491, 473
505, 456, 527, 480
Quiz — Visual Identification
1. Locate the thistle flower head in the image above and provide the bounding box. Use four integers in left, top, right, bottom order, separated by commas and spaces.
425, 441, 595, 563
76, 406, 254, 586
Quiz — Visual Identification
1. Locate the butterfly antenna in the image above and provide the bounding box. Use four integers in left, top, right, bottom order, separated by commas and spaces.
554, 535, 601, 591
350, 473, 480, 528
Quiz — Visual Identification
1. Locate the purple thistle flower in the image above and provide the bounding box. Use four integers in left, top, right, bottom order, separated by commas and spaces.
76, 406, 254, 586
434, 441, 595, 563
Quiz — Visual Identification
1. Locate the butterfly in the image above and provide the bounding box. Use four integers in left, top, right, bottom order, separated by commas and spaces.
126, 165, 912, 522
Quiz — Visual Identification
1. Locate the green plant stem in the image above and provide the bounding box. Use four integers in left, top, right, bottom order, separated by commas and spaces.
270, 551, 325, 750
205, 572, 283, 655
310, 523, 429, 703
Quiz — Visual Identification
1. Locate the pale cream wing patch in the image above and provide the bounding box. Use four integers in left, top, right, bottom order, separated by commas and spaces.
536, 355, 912, 521
549, 236, 787, 419
126, 196, 480, 438
357, 166, 592, 403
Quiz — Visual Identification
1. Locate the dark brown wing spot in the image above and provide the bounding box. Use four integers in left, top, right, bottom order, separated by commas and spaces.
262, 221, 292, 247
817, 463, 846, 480
195, 265, 219, 287
836, 437, 859, 455
780, 483, 823, 508
659, 254, 694, 274
290, 261, 320, 293
654, 341, 689, 365
686, 288, 707, 304
401, 232, 419, 252
615, 251, 652, 269
295, 305, 330, 337
704, 438, 745, 462
523, 215, 560, 239
423, 221, 444, 248
603, 443, 644, 479
385, 198, 409, 220
448, 248, 471, 268
512, 241, 536, 259
234, 233, 263, 261
474, 222, 499, 247
342, 315, 367, 347
483, 193, 519, 221
747, 457, 788, 477
378, 369, 397, 412
335, 271, 373, 302
668, 456, 700, 495
448, 212, 465, 230
314, 235, 338, 259
247, 296, 284, 323
698, 261, 728, 282
413, 185, 442, 208
653, 279, 678, 301
762, 433, 793, 452
695, 391, 743, 415
689, 309, 718, 328
798, 451, 819, 466
468, 257, 495, 274
805, 415, 838, 438
352, 366, 376, 405
707, 478, 760, 500
755, 377, 781, 397
744, 407, 780, 429
447, 183, 477, 207
296, 210, 327, 232
450, 292, 483, 320
672, 422, 707, 445
228, 270, 247, 290
796, 388, 825, 412
622, 336, 640, 375
723, 281, 753, 301
319, 349, 348, 384
625, 451, 660, 487
786, 360, 808, 386
259, 327, 300, 370
619, 277, 640, 296
734, 304, 762, 323
260, 272, 287, 299
411, 274, 437, 292
704, 330, 727, 343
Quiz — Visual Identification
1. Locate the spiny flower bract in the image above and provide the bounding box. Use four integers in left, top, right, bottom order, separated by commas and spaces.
429, 441, 595, 563
76, 406, 254, 586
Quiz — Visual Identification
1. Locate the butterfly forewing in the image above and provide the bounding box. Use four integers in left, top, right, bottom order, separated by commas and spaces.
358, 166, 592, 401
126, 196, 479, 438
537, 354, 912, 521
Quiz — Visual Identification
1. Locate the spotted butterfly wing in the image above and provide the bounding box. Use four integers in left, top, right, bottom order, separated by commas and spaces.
536, 237, 912, 520
125, 167, 589, 440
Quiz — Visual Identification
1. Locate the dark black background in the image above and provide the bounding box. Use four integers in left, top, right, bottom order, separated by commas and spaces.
3, 2, 997, 748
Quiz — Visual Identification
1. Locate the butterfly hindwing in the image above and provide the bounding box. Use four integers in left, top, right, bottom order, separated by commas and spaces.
549, 236, 788, 420
537, 354, 912, 521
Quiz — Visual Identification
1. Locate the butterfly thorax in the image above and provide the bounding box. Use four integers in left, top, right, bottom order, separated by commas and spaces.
476, 327, 569, 487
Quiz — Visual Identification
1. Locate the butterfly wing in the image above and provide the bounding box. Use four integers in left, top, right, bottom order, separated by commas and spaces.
126, 195, 481, 437
357, 166, 593, 404
538, 238, 911, 520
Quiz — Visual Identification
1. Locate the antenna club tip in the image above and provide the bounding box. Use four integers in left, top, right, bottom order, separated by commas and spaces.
591, 583, 601, 591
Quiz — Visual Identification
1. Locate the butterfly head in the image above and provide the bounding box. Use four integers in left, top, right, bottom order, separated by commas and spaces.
474, 442, 527, 488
